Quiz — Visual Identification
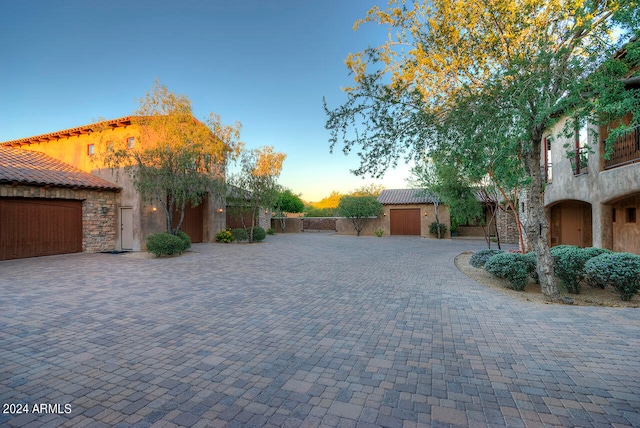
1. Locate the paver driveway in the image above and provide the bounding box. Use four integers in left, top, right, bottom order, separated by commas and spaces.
1, 234, 639, 427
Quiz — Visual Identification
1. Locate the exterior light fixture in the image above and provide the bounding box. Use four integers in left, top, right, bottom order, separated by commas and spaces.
152, 206, 157, 213
217, 208, 224, 213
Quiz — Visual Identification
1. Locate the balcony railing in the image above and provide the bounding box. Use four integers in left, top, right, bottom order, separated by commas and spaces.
604, 124, 640, 170
570, 147, 589, 176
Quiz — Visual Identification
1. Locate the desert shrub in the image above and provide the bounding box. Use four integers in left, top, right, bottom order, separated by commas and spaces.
231, 228, 248, 242
429, 222, 447, 238
469, 249, 504, 268
267, 227, 276, 235
551, 245, 584, 294
305, 207, 337, 217
552, 246, 612, 293
484, 252, 529, 291
521, 252, 539, 282
215, 228, 234, 243
250, 226, 266, 242
374, 228, 384, 237
584, 252, 640, 301
146, 232, 185, 257
176, 231, 191, 251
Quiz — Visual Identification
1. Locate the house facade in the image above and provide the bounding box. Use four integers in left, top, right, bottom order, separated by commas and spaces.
0, 117, 226, 255
543, 115, 640, 254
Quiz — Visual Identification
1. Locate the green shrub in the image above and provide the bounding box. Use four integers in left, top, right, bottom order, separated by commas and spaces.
305, 207, 337, 217
267, 227, 276, 235
374, 228, 384, 237
231, 228, 248, 242
250, 226, 266, 242
215, 228, 234, 243
429, 222, 447, 238
146, 232, 186, 257
469, 249, 504, 268
584, 252, 640, 301
521, 252, 539, 282
176, 231, 191, 251
484, 252, 529, 291
551, 246, 611, 293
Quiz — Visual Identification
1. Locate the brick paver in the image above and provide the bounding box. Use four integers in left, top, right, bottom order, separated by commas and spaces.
1, 234, 639, 427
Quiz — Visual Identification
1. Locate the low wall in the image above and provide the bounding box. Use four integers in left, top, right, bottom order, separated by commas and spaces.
271, 218, 304, 233
336, 217, 385, 236
303, 217, 336, 231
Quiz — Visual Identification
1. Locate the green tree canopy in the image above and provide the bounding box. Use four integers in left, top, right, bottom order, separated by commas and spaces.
337, 195, 383, 236
325, 0, 639, 301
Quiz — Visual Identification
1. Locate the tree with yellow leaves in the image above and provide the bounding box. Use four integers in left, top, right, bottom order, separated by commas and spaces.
100, 80, 243, 235
227, 146, 286, 242
325, 0, 639, 301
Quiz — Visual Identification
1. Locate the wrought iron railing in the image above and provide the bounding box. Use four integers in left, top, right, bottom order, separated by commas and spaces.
570, 147, 589, 176
604, 124, 640, 170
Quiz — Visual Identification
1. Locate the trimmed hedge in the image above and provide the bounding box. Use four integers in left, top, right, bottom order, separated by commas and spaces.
231, 228, 248, 242
584, 252, 640, 301
484, 252, 529, 291
146, 232, 187, 257
521, 252, 539, 282
551, 245, 611, 293
470, 249, 504, 268
250, 226, 266, 242
177, 231, 191, 250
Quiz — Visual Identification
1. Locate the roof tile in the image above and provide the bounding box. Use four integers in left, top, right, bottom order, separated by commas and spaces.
0, 147, 121, 191
377, 189, 439, 205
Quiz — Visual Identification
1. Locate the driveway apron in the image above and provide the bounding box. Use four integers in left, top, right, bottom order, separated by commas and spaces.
1, 234, 639, 427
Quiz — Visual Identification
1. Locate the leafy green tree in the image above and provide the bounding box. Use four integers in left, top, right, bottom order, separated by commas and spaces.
410, 158, 483, 240
273, 189, 304, 231
227, 146, 286, 242
351, 183, 386, 197
325, 0, 638, 301
99, 81, 242, 235
337, 195, 383, 236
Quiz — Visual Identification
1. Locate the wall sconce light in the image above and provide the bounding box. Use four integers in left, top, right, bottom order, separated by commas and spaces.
151, 206, 157, 213
383, 213, 387, 216
102, 206, 108, 215
217, 208, 224, 213
424, 212, 428, 216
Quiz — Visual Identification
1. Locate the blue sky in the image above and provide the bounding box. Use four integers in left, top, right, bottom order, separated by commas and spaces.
0, 1, 413, 202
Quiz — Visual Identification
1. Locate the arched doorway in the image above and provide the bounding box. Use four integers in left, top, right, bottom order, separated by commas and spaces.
548, 200, 592, 247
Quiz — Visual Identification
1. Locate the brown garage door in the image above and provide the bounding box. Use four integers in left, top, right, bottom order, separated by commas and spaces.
0, 198, 82, 260
390, 208, 421, 235
172, 203, 204, 243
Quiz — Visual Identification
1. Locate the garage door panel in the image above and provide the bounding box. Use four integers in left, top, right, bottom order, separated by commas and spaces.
0, 198, 82, 260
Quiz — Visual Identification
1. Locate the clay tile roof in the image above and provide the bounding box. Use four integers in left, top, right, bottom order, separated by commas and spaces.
377, 188, 439, 205
0, 116, 133, 147
0, 146, 121, 191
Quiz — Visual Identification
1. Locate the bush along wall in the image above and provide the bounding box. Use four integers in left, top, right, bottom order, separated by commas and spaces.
584, 252, 640, 301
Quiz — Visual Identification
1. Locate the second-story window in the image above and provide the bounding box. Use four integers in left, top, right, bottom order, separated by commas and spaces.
127, 137, 135, 149
544, 136, 552, 183
572, 123, 589, 175
87, 144, 95, 156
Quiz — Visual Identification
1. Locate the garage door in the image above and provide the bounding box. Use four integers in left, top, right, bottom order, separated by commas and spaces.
0, 198, 82, 260
390, 209, 421, 235
172, 203, 204, 243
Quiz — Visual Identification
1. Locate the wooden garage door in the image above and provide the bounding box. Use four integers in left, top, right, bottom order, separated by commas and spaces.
172, 203, 204, 243
0, 198, 82, 260
390, 208, 421, 235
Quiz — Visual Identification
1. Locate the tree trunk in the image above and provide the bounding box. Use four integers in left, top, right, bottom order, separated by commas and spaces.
523, 134, 561, 302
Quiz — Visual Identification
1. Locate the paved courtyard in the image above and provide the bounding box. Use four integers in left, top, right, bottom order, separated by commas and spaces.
1, 233, 639, 427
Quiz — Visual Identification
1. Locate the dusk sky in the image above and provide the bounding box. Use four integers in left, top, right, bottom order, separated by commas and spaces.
0, 1, 412, 202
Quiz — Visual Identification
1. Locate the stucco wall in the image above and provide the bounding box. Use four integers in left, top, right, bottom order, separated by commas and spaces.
0, 184, 119, 253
